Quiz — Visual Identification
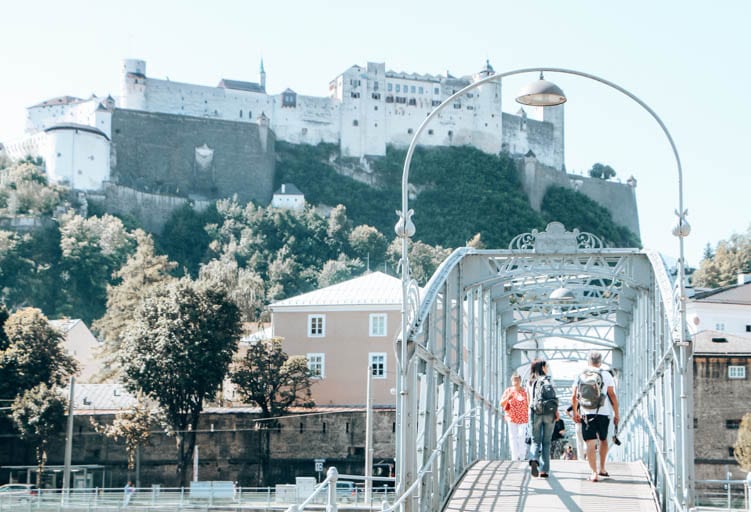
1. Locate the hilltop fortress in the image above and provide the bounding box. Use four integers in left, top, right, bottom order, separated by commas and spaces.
2, 59, 638, 236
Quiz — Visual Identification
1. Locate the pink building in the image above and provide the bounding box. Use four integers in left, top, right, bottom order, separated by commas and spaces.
269, 272, 402, 407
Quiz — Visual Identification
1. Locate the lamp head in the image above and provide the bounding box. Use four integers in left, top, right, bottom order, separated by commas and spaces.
550, 285, 575, 302
516, 72, 567, 107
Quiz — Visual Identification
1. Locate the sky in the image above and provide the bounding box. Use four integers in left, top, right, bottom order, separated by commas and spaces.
0, 0, 748, 267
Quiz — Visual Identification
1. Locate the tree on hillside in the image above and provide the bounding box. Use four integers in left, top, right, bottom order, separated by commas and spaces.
157, 203, 220, 277
0, 307, 77, 401
0, 162, 65, 215
317, 254, 364, 288
11, 383, 67, 487
692, 227, 751, 288
92, 230, 177, 381
588, 163, 616, 180
197, 249, 265, 322
120, 277, 241, 486
349, 225, 388, 267
57, 213, 135, 323
231, 338, 314, 418
735, 412, 751, 471
387, 239, 452, 286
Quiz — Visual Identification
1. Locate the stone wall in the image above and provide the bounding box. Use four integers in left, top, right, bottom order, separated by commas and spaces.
517, 155, 640, 239
0, 408, 395, 488
110, 109, 275, 205
90, 183, 211, 235
693, 356, 750, 481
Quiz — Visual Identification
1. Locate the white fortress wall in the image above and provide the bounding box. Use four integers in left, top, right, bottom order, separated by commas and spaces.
4, 131, 48, 160
270, 94, 340, 146
43, 128, 110, 190
26, 98, 103, 134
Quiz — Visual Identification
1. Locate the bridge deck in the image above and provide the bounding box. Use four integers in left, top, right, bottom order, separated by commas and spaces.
444, 460, 659, 511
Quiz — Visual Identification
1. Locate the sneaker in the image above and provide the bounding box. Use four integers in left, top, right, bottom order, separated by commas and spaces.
539, 473, 549, 478
529, 460, 539, 477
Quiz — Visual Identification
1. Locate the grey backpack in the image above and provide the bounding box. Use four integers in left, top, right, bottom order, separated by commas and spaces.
577, 369, 605, 409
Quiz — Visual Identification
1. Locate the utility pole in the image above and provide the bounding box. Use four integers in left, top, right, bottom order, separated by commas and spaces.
62, 376, 75, 504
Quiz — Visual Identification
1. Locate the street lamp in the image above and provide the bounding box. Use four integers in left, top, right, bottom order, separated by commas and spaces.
395, 67, 691, 508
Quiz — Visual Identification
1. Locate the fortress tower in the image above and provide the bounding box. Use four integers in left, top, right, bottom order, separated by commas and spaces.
121, 59, 147, 111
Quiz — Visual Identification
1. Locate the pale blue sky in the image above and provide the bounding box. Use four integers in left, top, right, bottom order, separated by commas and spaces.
0, 0, 748, 266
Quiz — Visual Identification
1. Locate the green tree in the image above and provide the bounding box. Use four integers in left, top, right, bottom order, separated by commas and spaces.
157, 203, 220, 277
57, 213, 135, 323
387, 239, 452, 286
231, 338, 314, 418
91, 398, 161, 482
0, 162, 64, 215
317, 254, 364, 288
11, 383, 67, 487
92, 230, 177, 381
734, 412, 751, 471
120, 278, 241, 486
692, 227, 751, 288
588, 163, 616, 180
349, 225, 388, 267
197, 250, 265, 322
0, 307, 77, 401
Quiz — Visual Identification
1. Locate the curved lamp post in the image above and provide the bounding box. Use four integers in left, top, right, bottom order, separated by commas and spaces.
395, 67, 691, 508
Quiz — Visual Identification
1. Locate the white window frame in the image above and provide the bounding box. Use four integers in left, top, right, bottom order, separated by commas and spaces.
729, 365, 746, 379
369, 314, 387, 337
307, 353, 325, 379
308, 314, 325, 337
369, 352, 387, 379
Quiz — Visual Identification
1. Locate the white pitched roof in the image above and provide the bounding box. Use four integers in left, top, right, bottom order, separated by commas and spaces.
270, 271, 402, 308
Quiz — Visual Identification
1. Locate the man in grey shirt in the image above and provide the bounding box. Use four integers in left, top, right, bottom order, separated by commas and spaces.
571, 351, 619, 482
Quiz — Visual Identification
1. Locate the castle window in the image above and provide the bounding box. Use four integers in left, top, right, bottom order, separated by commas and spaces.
395, 84, 400, 92
283, 92, 297, 108
434, 87, 439, 95
351, 92, 360, 98
407, 128, 413, 134
352, 120, 359, 127
467, 105, 474, 110
301, 128, 308, 135
727, 419, 741, 429
410, 86, 416, 93
729, 365, 746, 379
448, 130, 453, 137
371, 93, 381, 100
432, 100, 441, 107
396, 97, 406, 104
428, 129, 434, 135
388, 83, 393, 92
240, 110, 243, 118
385, 96, 394, 103
453, 103, 461, 109
408, 98, 416, 106
418, 86, 424, 94
373, 81, 379, 91
374, 106, 378, 111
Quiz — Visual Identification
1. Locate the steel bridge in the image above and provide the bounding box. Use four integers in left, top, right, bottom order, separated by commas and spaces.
391, 222, 693, 512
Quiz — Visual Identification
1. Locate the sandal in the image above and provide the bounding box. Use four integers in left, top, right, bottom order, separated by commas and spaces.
598, 471, 610, 477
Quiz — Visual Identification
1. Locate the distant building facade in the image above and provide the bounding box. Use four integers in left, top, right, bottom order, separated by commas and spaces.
269, 271, 403, 407
49, 319, 102, 383
271, 183, 305, 211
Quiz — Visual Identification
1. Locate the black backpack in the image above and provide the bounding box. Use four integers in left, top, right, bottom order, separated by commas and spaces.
531, 376, 558, 416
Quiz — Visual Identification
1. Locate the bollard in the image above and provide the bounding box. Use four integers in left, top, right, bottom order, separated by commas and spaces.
326, 466, 338, 512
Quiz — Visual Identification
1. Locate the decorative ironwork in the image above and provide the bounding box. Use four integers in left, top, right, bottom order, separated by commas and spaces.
508, 222, 603, 252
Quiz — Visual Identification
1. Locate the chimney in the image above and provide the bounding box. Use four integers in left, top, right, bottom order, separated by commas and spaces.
738, 273, 751, 286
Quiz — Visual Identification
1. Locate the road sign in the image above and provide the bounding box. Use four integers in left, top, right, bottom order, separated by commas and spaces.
314, 458, 325, 472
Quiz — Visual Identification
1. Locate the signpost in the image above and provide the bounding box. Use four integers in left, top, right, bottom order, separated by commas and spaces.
314, 459, 325, 482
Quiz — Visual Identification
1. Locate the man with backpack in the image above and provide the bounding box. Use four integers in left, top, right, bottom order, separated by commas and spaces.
526, 358, 559, 478
571, 351, 619, 482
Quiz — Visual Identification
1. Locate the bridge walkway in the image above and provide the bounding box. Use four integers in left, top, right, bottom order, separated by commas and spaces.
443, 460, 659, 511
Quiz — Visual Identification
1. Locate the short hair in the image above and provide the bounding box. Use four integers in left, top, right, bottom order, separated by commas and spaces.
588, 351, 603, 366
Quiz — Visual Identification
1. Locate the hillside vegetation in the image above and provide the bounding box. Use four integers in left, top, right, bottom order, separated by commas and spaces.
0, 143, 639, 324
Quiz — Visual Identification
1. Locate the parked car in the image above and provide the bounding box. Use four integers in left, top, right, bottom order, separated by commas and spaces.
319, 481, 356, 502
0, 483, 38, 502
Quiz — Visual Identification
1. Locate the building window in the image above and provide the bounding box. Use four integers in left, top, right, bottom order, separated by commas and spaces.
448, 130, 453, 137
716, 322, 725, 331
431, 100, 441, 107
729, 365, 746, 379
388, 83, 393, 92
371, 93, 381, 100
434, 87, 439, 95
428, 129, 434, 135
410, 86, 416, 93
369, 353, 387, 378
370, 314, 387, 337
418, 86, 424, 94
729, 447, 736, 457
407, 128, 413, 134
308, 315, 325, 337
352, 120, 359, 127
408, 98, 416, 106
453, 102, 461, 109
727, 419, 742, 429
746, 325, 751, 332
351, 92, 360, 98
240, 110, 243, 118
307, 353, 325, 378
395, 84, 401, 92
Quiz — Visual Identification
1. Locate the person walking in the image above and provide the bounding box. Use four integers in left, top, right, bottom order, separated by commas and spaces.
565, 404, 587, 460
550, 417, 566, 460
123, 481, 135, 507
500, 372, 529, 461
562, 444, 577, 460
571, 351, 619, 482
526, 359, 558, 478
